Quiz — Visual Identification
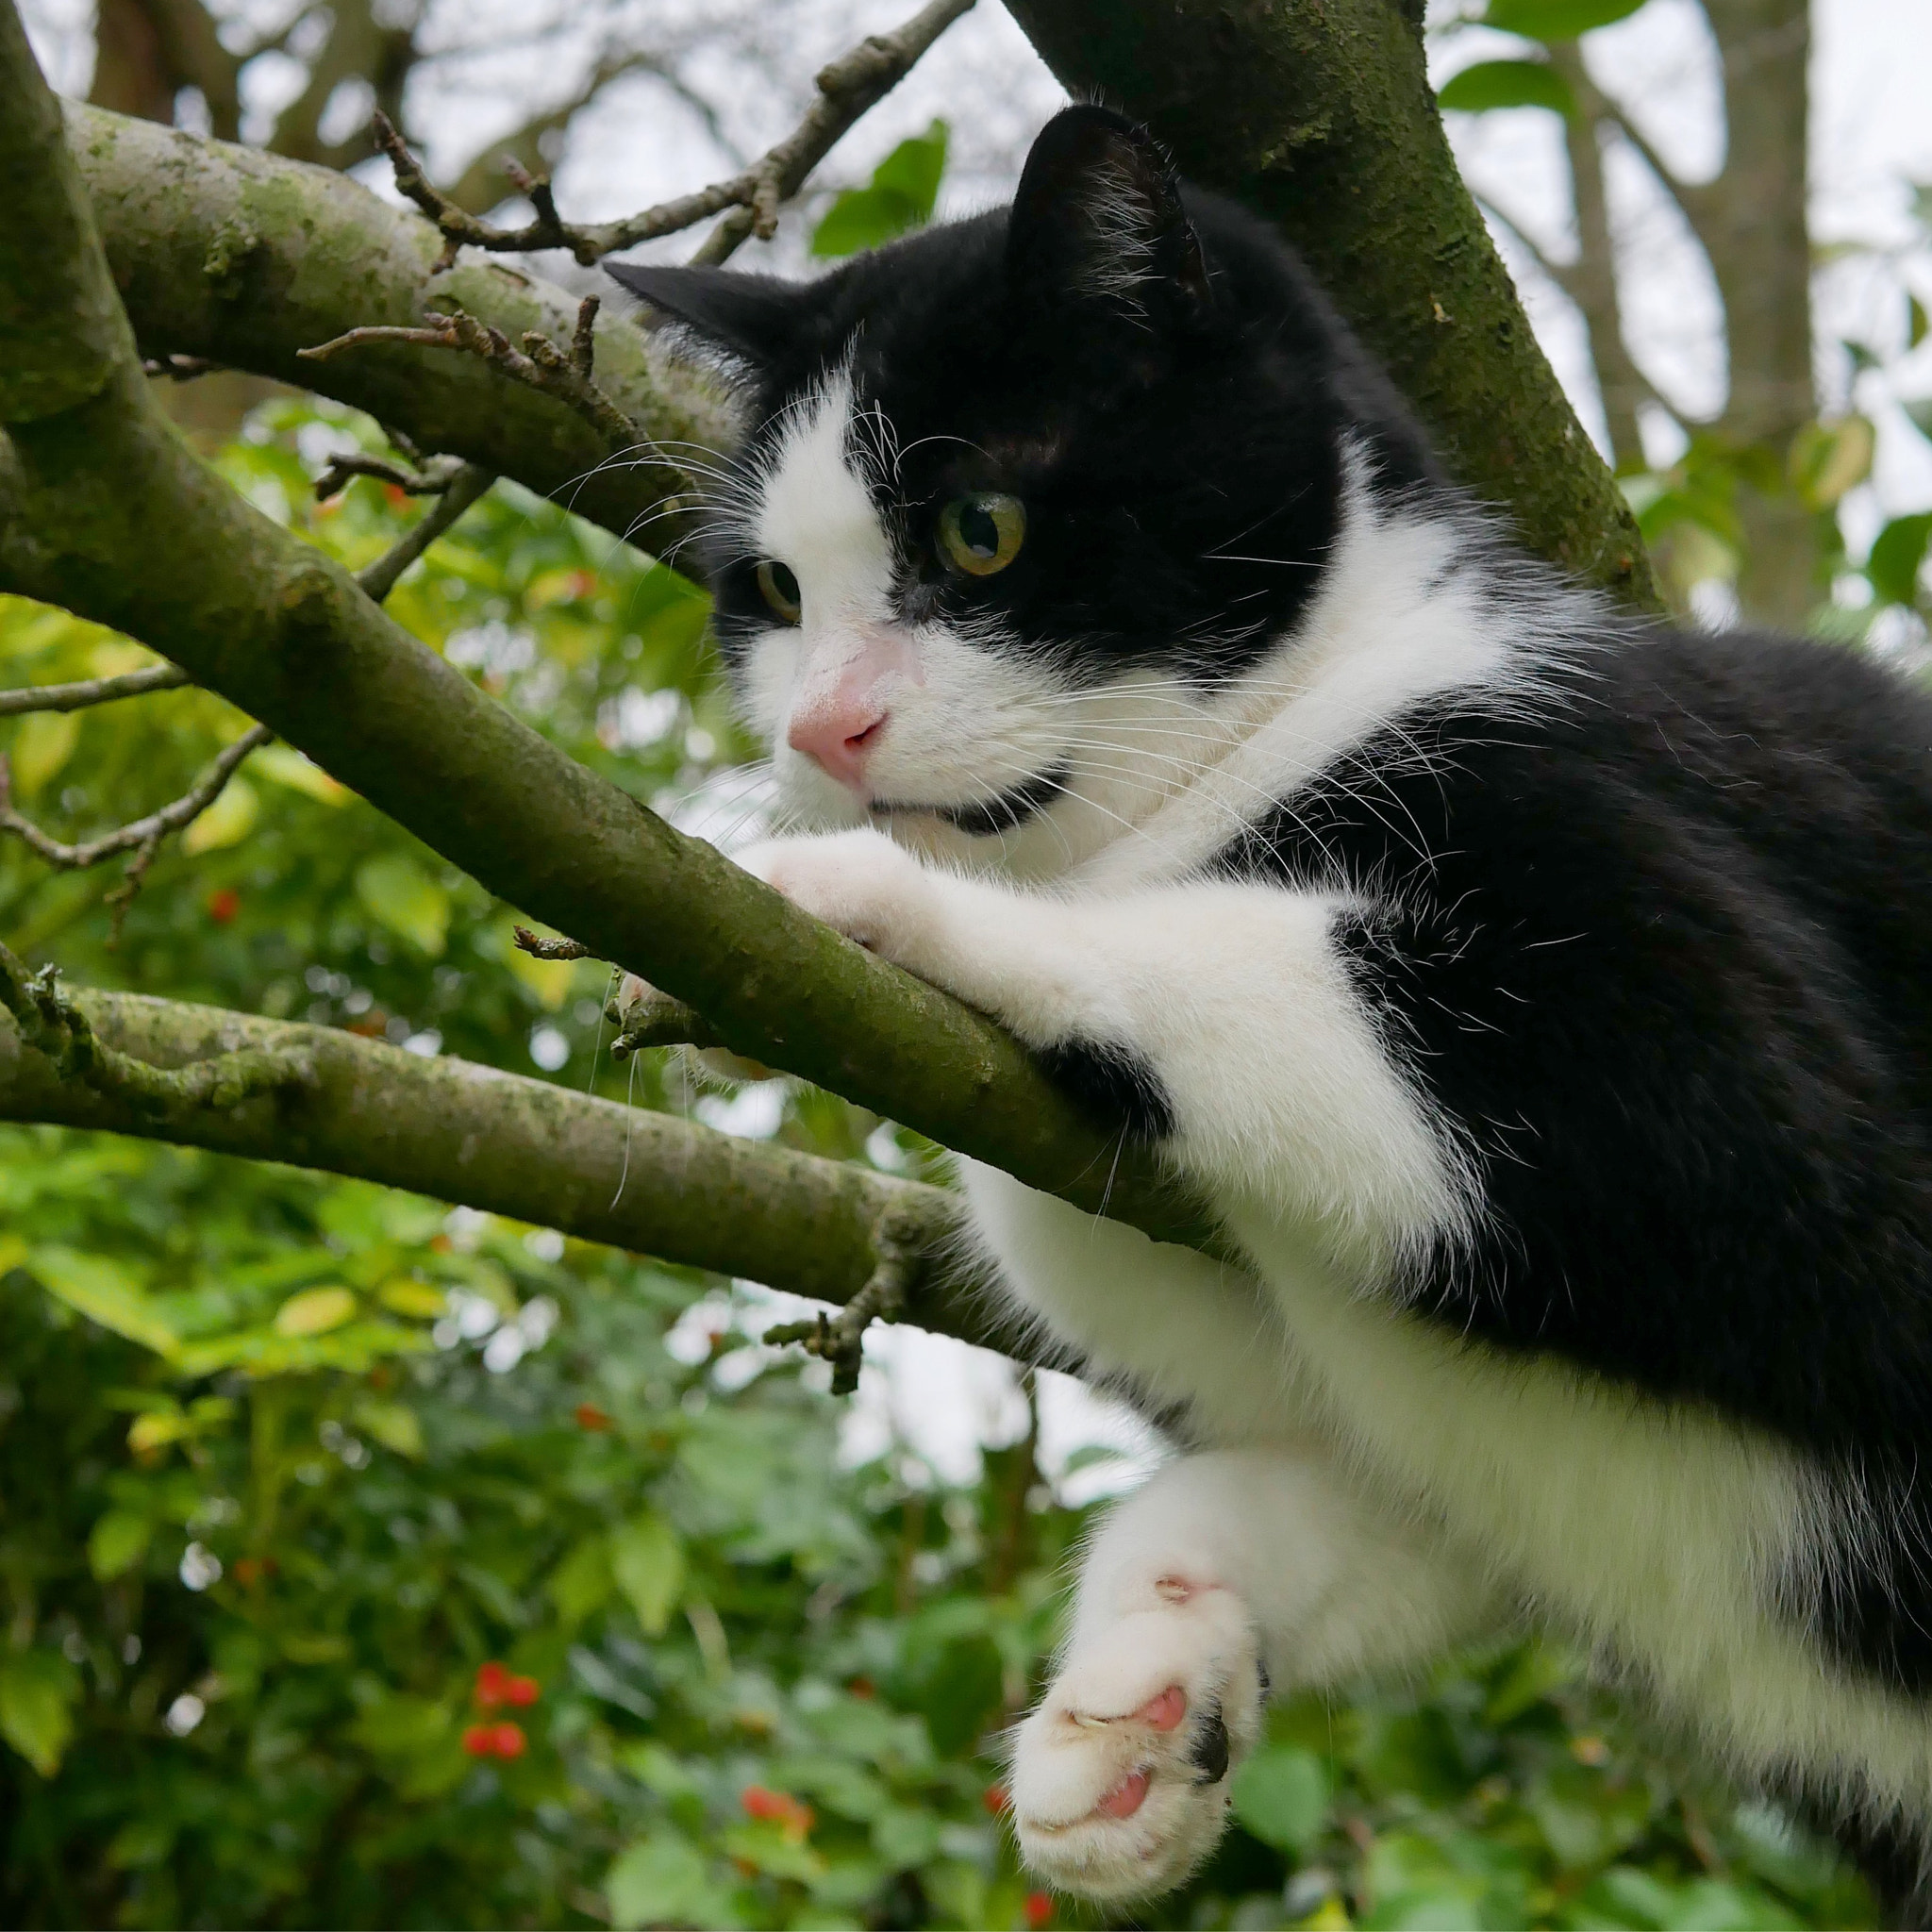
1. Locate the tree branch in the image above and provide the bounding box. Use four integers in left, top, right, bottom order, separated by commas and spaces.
63, 103, 736, 558
0, 724, 270, 871
354, 463, 493, 603
0, 662, 190, 715
2, 0, 1210, 1269
367, 0, 977, 268
0, 978, 1004, 1356
1004, 0, 1662, 606
0, 723, 273, 937
0, 942, 312, 1117
298, 296, 637, 453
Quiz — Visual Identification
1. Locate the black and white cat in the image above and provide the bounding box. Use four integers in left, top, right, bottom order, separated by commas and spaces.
610, 106, 1932, 1908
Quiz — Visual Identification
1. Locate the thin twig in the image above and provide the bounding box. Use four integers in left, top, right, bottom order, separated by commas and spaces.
355, 463, 493, 602
0, 941, 312, 1115
0, 725, 271, 872
363, 0, 974, 269
764, 1197, 927, 1394
0, 664, 191, 717
313, 448, 469, 502
512, 925, 593, 961
299, 300, 635, 452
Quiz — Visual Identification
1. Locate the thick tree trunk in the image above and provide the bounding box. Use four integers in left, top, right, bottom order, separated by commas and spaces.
1703, 0, 1816, 626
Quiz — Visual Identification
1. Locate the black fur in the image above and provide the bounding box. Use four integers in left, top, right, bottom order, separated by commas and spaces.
1206, 625, 1932, 1697
610, 108, 1438, 697
616, 106, 1932, 1907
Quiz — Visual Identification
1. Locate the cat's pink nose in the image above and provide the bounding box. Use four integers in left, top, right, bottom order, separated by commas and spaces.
787, 696, 888, 791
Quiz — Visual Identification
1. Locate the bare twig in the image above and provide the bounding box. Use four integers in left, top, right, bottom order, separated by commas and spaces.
764, 1197, 927, 1393
0, 941, 312, 1115
363, 0, 974, 268
0, 725, 273, 938
299, 299, 635, 452
313, 448, 469, 502
356, 463, 493, 603
512, 924, 592, 961
0, 663, 191, 717
0, 725, 271, 873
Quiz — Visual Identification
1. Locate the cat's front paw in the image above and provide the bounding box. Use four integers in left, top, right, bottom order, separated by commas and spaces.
1009, 1584, 1264, 1904
735, 830, 930, 958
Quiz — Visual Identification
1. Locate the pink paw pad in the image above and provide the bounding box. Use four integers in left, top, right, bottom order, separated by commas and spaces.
1136, 1685, 1188, 1731
1095, 1769, 1151, 1818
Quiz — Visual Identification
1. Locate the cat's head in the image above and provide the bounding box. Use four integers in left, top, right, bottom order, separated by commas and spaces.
610, 106, 1439, 876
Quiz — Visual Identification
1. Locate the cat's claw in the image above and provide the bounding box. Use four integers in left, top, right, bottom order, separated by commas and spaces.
1008, 1590, 1264, 1904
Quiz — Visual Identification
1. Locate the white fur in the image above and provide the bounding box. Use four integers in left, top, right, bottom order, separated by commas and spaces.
732, 379, 1903, 1902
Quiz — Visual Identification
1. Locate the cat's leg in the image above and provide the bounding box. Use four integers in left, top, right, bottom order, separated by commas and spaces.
733, 828, 1471, 1271
1008, 1448, 1495, 1902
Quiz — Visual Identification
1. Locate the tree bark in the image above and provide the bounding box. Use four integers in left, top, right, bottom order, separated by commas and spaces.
1701, 0, 1816, 627
1004, 0, 1660, 608
64, 104, 733, 558
1547, 44, 1651, 474
0, 988, 996, 1345
7, 9, 1209, 1265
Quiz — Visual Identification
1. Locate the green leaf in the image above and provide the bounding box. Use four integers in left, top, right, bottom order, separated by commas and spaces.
811, 122, 948, 258
609, 1510, 685, 1636
1788, 414, 1874, 509
1868, 513, 1932, 607
351, 1397, 424, 1457
1911, 291, 1929, 349
605, 1833, 733, 1930
88, 1508, 153, 1581
354, 852, 449, 957
1482, 0, 1647, 40
0, 1651, 79, 1777
1231, 1741, 1331, 1853
1439, 59, 1576, 117
180, 773, 258, 856
548, 1533, 616, 1625
30, 1246, 179, 1357
273, 1286, 357, 1337
1904, 394, 1932, 445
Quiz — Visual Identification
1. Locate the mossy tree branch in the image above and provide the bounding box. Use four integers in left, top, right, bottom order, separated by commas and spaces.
1, 0, 1209, 1271
62, 102, 737, 557
1005, 0, 1661, 607
0, 982, 993, 1354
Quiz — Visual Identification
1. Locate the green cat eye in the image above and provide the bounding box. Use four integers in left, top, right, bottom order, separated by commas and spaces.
756, 558, 802, 624
937, 492, 1026, 577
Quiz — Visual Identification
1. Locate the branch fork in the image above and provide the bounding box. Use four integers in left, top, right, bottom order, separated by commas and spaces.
0, 942, 312, 1116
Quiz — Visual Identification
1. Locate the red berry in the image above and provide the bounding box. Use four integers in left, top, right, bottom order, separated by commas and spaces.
475, 1660, 509, 1708
491, 1721, 526, 1758
207, 888, 241, 924
1024, 1890, 1054, 1928
460, 1724, 495, 1757
846, 1675, 874, 1701
983, 1782, 1009, 1815
741, 1785, 787, 1821
383, 483, 409, 508
505, 1674, 539, 1707
574, 1402, 611, 1431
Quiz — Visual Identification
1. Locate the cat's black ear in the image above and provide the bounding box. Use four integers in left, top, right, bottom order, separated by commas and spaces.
604, 261, 815, 369
1006, 106, 1210, 321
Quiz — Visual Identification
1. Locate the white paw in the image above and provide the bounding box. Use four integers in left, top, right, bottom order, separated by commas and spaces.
1009, 1583, 1264, 1904
735, 830, 928, 958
